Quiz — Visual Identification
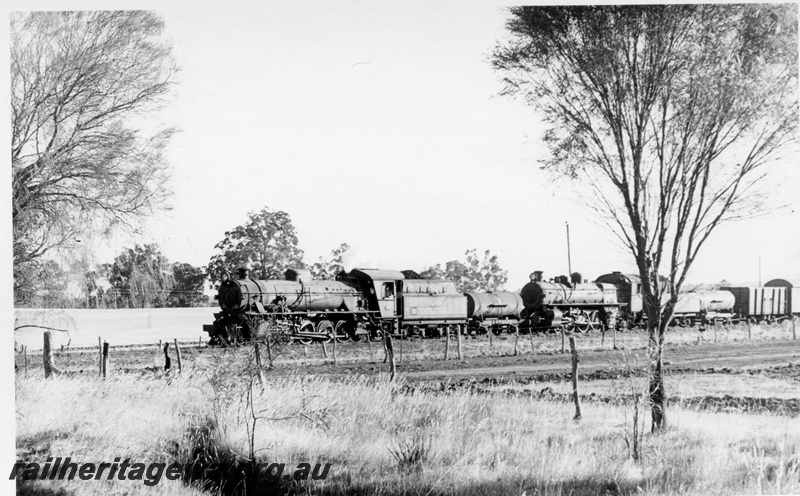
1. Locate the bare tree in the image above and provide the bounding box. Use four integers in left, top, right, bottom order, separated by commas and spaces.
493, 5, 797, 430
11, 11, 177, 298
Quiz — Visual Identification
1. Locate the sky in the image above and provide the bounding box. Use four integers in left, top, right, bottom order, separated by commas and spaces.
5, 0, 800, 292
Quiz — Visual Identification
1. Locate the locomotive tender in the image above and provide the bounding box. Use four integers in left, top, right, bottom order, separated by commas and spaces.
204, 267, 800, 344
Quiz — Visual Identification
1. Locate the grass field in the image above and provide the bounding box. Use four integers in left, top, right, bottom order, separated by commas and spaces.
13, 348, 800, 496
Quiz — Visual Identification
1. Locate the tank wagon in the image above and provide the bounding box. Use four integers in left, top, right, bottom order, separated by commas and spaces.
671, 291, 736, 326
465, 291, 524, 335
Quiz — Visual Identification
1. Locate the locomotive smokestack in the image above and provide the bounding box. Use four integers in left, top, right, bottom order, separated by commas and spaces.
530, 271, 544, 282
236, 267, 249, 280
570, 272, 582, 286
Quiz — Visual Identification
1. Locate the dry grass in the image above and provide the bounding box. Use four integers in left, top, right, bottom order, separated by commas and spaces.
267, 321, 797, 368
14, 361, 800, 496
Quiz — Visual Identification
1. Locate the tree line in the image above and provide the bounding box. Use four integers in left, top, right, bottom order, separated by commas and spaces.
16, 206, 510, 308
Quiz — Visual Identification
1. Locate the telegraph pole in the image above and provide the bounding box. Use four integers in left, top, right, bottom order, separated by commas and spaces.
758, 256, 762, 286
566, 222, 572, 276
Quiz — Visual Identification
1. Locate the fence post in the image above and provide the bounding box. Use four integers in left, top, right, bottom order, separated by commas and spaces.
174, 339, 183, 373
569, 336, 582, 420
98, 337, 103, 377
747, 318, 752, 340
792, 315, 796, 340
488, 327, 493, 348
528, 327, 535, 354
457, 324, 463, 360
613, 324, 617, 350
43, 332, 55, 379
102, 342, 109, 378
444, 326, 450, 360
561, 327, 566, 354
385, 320, 397, 382
332, 333, 338, 367
321, 340, 328, 358
253, 342, 266, 385
163, 342, 171, 371
714, 319, 718, 343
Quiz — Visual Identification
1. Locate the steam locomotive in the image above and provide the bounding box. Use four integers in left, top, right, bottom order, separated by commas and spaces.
203, 267, 799, 344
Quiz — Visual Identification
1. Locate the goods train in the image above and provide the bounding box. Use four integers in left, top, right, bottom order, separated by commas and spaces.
203, 267, 800, 345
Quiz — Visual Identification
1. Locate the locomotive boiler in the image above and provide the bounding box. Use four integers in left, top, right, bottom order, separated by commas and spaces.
520, 271, 620, 331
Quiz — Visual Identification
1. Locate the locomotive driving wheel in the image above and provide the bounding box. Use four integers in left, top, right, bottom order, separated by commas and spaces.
333, 320, 350, 342
316, 320, 334, 343
296, 320, 315, 345
575, 310, 599, 333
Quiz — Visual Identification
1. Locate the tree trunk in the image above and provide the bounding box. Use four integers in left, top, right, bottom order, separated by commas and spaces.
648, 328, 667, 431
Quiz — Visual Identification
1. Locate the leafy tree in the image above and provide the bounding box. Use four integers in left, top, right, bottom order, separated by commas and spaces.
14, 260, 69, 308
169, 262, 208, 307
493, 5, 797, 430
107, 244, 174, 308
207, 208, 305, 286
11, 11, 177, 300
421, 249, 508, 292
309, 243, 350, 279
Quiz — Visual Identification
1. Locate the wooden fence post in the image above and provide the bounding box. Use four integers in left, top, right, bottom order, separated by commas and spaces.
747, 318, 752, 340
488, 327, 493, 348
613, 324, 617, 350
43, 332, 55, 379
265, 336, 273, 365
102, 342, 109, 378
561, 327, 566, 354
457, 324, 463, 360
321, 340, 328, 358
98, 337, 103, 377
332, 334, 338, 367
385, 321, 397, 382
792, 315, 796, 340
367, 330, 373, 360
714, 319, 718, 343
253, 342, 266, 385
163, 342, 171, 371
528, 327, 535, 354
569, 336, 582, 420
174, 338, 183, 373
444, 326, 450, 360
514, 326, 520, 356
